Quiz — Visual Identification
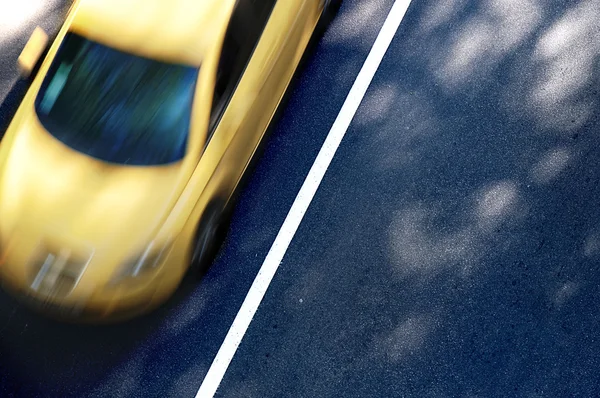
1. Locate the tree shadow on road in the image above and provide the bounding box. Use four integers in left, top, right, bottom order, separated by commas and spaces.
212, 0, 600, 397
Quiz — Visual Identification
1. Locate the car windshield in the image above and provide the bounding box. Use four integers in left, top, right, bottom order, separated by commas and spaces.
34, 32, 199, 165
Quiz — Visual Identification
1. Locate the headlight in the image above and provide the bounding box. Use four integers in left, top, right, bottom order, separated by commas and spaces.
109, 241, 172, 286
28, 246, 92, 298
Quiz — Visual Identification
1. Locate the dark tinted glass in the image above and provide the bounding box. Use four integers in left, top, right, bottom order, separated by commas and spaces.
35, 32, 199, 166
208, 0, 277, 136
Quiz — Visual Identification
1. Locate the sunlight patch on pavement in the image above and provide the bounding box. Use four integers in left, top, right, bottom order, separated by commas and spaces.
417, 0, 467, 35
526, 0, 600, 133
583, 231, 600, 257
354, 84, 398, 125
388, 180, 528, 278
476, 181, 518, 223
323, 0, 386, 46
530, 148, 571, 185
388, 204, 481, 275
553, 281, 578, 308
374, 313, 434, 362
435, 0, 542, 89
0, 0, 56, 45
499, 0, 600, 135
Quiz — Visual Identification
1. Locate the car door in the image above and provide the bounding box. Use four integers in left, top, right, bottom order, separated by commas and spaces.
204, 0, 323, 202
170, 0, 324, 251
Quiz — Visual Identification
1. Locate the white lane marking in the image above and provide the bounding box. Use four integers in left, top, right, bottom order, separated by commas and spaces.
196, 1, 413, 396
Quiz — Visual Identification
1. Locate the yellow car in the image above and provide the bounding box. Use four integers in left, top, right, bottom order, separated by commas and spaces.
0, 0, 341, 322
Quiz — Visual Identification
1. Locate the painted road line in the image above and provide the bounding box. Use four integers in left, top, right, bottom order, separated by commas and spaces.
196, 1, 413, 396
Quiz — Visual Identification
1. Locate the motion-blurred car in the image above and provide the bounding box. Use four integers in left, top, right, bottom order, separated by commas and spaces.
0, 0, 341, 322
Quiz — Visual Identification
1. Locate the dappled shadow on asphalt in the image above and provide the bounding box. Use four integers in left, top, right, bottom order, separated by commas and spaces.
4, 0, 600, 396
214, 0, 600, 397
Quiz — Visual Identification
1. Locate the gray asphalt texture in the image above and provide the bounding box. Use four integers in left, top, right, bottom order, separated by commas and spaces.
2, 0, 600, 397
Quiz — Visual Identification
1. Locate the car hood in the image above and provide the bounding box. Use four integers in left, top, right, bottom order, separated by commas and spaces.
0, 113, 190, 255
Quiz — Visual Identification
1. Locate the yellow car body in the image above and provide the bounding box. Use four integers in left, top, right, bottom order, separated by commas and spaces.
0, 0, 336, 322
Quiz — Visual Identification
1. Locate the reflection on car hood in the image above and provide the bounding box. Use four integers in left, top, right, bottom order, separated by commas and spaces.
0, 113, 188, 253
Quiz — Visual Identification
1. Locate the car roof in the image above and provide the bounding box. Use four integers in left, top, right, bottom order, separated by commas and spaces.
69, 0, 235, 66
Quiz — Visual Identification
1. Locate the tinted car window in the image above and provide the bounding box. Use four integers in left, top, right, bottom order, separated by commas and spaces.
35, 32, 199, 166
208, 0, 277, 137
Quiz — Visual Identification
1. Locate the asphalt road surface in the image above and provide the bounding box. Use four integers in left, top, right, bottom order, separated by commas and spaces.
2, 0, 600, 397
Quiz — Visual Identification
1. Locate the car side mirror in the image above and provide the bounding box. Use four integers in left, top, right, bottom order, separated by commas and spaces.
17, 27, 49, 78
